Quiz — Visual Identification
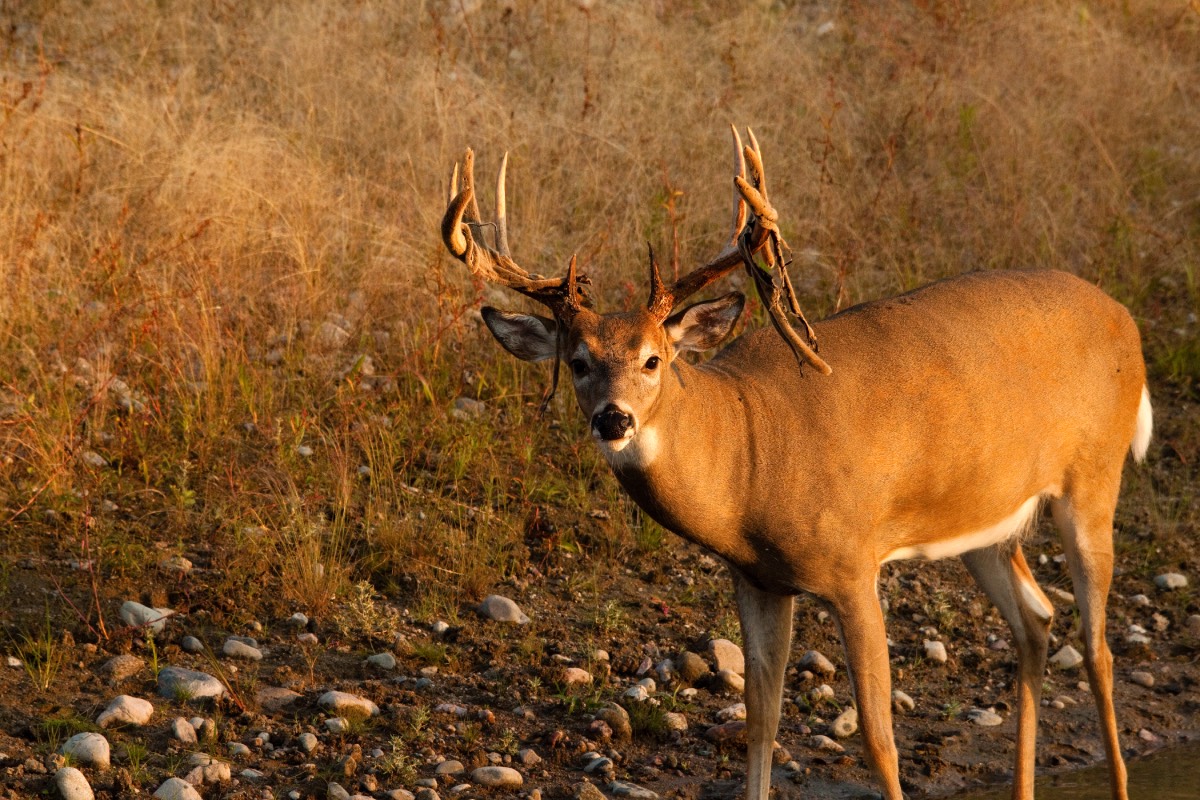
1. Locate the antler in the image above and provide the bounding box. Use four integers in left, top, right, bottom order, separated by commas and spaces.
441, 148, 590, 323
646, 126, 831, 375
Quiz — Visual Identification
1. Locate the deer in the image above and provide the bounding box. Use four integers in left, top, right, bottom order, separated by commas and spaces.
438, 128, 1151, 800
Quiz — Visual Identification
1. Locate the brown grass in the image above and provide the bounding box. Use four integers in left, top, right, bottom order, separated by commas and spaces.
1, 1, 1198, 619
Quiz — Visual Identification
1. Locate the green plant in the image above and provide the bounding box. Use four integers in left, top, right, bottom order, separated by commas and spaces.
377, 736, 419, 783
13, 610, 67, 693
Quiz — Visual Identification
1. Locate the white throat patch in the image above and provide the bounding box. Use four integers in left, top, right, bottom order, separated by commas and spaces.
598, 425, 660, 470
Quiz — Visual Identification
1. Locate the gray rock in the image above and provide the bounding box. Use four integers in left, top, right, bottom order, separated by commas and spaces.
158, 667, 225, 700
171, 718, 197, 744
518, 748, 542, 766
61, 732, 110, 769
227, 742, 251, 757
298, 732, 318, 753
158, 555, 193, 574
664, 712, 688, 731
584, 756, 613, 775
575, 783, 605, 800
119, 601, 172, 635
623, 684, 650, 703
431, 620, 450, 636
799, 650, 836, 677
1154, 573, 1188, 591
597, 704, 631, 741
222, 638, 263, 661
1049, 645, 1084, 670
707, 639, 745, 675
366, 652, 397, 670
240, 769, 264, 781
327, 782, 351, 800
808, 683, 835, 703
477, 595, 530, 624
831, 707, 858, 739
451, 396, 487, 420
892, 690, 915, 713
1130, 671, 1155, 688
183, 754, 231, 784
717, 669, 744, 693
965, 707, 1004, 727
102, 655, 144, 683
677, 651, 709, 684
256, 685, 302, 712
181, 636, 204, 654
325, 717, 350, 734
609, 781, 659, 799
705, 721, 746, 742
563, 667, 592, 685
415, 790, 440, 800
287, 612, 309, 628
923, 640, 948, 664
811, 734, 844, 753
97, 695, 153, 727
153, 778, 202, 800
385, 792, 416, 800
435, 760, 465, 776
470, 766, 523, 788
55, 766, 94, 800
1187, 615, 1200, 635
318, 691, 380, 719
716, 703, 746, 722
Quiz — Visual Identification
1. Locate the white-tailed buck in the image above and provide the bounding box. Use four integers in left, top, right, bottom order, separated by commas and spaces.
440, 129, 1151, 800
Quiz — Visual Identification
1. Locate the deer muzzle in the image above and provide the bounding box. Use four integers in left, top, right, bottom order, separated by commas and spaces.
592, 404, 635, 442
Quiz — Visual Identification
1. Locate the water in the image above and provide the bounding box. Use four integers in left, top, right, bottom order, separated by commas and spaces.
953, 742, 1200, 799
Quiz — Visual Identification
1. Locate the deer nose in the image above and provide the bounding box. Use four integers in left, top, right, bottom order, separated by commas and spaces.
593, 404, 634, 441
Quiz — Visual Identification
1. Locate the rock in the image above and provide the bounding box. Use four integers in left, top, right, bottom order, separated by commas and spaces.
55, 766, 94, 800
1138, 728, 1159, 743
575, 783, 606, 800
256, 686, 302, 712
597, 705, 632, 741
153, 778, 202, 800
1151, 613, 1169, 632
5, 655, 20, 667
1154, 573, 1187, 591
798, 650, 836, 677
119, 602, 172, 635
1188, 615, 1200, 636
831, 707, 858, 739
415, 790, 441, 800
386, 792, 416, 800
476, 595, 529, 624
808, 684, 835, 703
717, 669, 744, 693
288, 612, 309, 627
705, 721, 747, 742
584, 756, 613, 775
707, 639, 745, 675
677, 651, 709, 684
1130, 671, 1155, 688
318, 691, 380, 719
183, 754, 231, 784
609, 781, 659, 799
325, 717, 350, 733
431, 620, 450, 636
171, 718, 197, 744
61, 733, 110, 769
97, 695, 153, 727
222, 638, 263, 661
664, 712, 688, 731
298, 733, 319, 753
624, 685, 650, 703
470, 766, 523, 788
102, 655, 144, 683
327, 782, 351, 800
1129, 593, 1151, 607
366, 652, 397, 670
923, 640, 948, 664
892, 690, 915, 713
451, 396, 487, 420
1050, 645, 1084, 670
811, 735, 844, 753
228, 742, 250, 757
716, 703, 746, 722
518, 748, 542, 766
965, 707, 1004, 727
240, 769, 264, 781
158, 555, 193, 574
435, 760, 465, 776
563, 667, 593, 685
158, 667, 225, 700
181, 636, 204, 654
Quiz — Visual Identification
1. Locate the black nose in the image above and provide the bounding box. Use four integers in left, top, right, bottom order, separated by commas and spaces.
592, 404, 633, 441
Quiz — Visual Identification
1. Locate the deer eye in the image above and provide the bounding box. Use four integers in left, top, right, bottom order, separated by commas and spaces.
644, 355, 661, 371
569, 358, 589, 377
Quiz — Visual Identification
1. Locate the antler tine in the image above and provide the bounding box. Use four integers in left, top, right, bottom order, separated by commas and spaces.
495, 152, 511, 257
730, 124, 748, 247
448, 161, 460, 209
646, 243, 673, 320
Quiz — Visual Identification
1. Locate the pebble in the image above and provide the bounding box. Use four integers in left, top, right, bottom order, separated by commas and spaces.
705, 721, 747, 742
318, 690, 380, 718
965, 707, 1004, 727
1188, 615, 1200, 635
677, 651, 709, 683
583, 756, 613, 775
564, 667, 593, 685
477, 595, 530, 624
892, 690, 915, 713
1129, 594, 1152, 607
223, 638, 263, 661
158, 667, 225, 700
256, 686, 302, 712
597, 705, 632, 741
470, 766, 523, 788
97, 695, 154, 727
1154, 573, 1188, 591
452, 396, 488, 419
811, 734, 845, 753
181, 636, 204, 654
923, 640, 948, 663
575, 784, 605, 800
708, 639, 745, 675
325, 717, 350, 733
158, 555, 193, 574
386, 792, 416, 800
171, 718, 197, 744
228, 742, 251, 757
799, 650, 836, 677
55, 766, 94, 800
808, 683, 835, 703
61, 732, 110, 769
717, 669, 744, 693
240, 768, 264, 781
5, 655, 20, 668
609, 781, 659, 799
436, 760, 465, 776
831, 707, 858, 738
1049, 645, 1084, 670
153, 778, 202, 800
119, 601, 173, 635
624, 685, 651, 703
327, 783, 351, 800
1138, 728, 1159, 743
102, 655, 145, 682
664, 712, 688, 731
431, 620, 450, 636
298, 732, 319, 753
518, 748, 542, 766
367, 652, 397, 670
716, 703, 746, 722
1130, 671, 1155, 688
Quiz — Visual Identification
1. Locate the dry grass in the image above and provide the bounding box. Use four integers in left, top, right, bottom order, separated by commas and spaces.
1, 1, 1198, 620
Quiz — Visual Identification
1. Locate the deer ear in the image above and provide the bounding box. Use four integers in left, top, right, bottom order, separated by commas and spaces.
665, 292, 745, 353
481, 307, 559, 362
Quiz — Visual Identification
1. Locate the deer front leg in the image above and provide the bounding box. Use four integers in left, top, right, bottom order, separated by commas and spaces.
832, 578, 904, 800
734, 574, 794, 800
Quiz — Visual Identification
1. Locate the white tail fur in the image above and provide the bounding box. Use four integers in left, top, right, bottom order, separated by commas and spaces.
1132, 385, 1153, 463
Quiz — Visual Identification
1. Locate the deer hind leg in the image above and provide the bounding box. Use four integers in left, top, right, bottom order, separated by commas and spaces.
962, 542, 1054, 800
1050, 492, 1129, 800
733, 575, 794, 800
831, 577, 904, 800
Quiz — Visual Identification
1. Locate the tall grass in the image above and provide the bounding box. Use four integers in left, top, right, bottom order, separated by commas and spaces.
1, 1, 1197, 615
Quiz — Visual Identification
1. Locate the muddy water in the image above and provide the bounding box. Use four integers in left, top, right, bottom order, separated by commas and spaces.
953, 742, 1200, 799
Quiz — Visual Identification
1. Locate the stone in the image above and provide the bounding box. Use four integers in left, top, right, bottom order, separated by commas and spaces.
451, 396, 487, 420
716, 703, 746, 722
1129, 594, 1152, 607
416, 790, 440, 800
171, 718, 197, 744
1130, 671, 1155, 688
228, 742, 251, 757
518, 748, 542, 766
1050, 645, 1084, 670
318, 691, 380, 719
923, 640, 948, 663
222, 638, 263, 661
327, 783, 351, 800
892, 690, 915, 713
97, 695, 153, 728
563, 667, 593, 685
811, 735, 844, 753
435, 760, 465, 776
183, 754, 231, 784
153, 778, 203, 800
256, 686, 302, 712
102, 655, 144, 683
61, 733, 110, 769
705, 721, 747, 742
55, 767, 94, 800
180, 636, 203, 654
325, 717, 350, 734
470, 766, 523, 788
609, 781, 659, 799
158, 667, 225, 700
298, 732, 318, 753
717, 669, 744, 693
965, 707, 1004, 727
831, 707, 858, 738
158, 555, 193, 574
624, 685, 650, 703
119, 601, 173, 635
288, 612, 309, 627
366, 652, 397, 670
677, 651, 709, 684
584, 756, 613, 775
798, 650, 836, 677
575, 783, 606, 800
431, 620, 450, 636
477, 595, 529, 624
707, 639, 745, 675
597, 704, 631, 741
808, 683, 835, 703
664, 712, 688, 731
1154, 573, 1187, 591
1188, 615, 1200, 635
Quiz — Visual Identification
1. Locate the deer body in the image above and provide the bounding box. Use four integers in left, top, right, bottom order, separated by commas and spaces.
440, 134, 1147, 800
